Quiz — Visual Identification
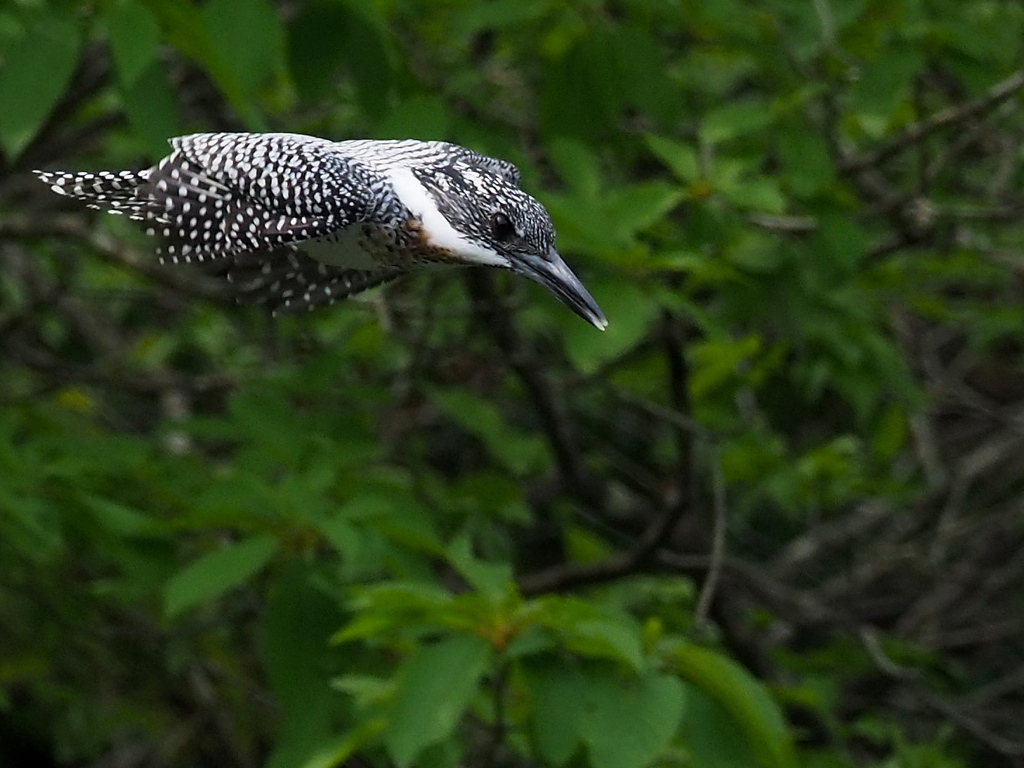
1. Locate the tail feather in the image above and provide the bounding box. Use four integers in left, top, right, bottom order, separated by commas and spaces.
33, 168, 152, 220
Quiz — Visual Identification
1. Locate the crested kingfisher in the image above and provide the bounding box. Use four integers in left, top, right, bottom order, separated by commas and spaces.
36, 132, 607, 329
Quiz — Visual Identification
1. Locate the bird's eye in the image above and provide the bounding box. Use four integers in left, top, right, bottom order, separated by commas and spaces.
489, 212, 516, 241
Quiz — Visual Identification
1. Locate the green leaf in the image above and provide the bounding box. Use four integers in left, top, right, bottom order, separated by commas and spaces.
778, 124, 834, 196
289, 0, 394, 115
314, 516, 361, 560
446, 534, 514, 598
646, 134, 701, 183
533, 598, 646, 671
203, 0, 283, 96
332, 582, 454, 645
851, 48, 922, 125
565, 282, 660, 375
606, 182, 686, 241
701, 99, 774, 143
682, 683, 762, 768
263, 562, 341, 708
141, 0, 264, 129
384, 634, 492, 768
525, 659, 686, 768
227, 386, 307, 465
335, 0, 396, 118
263, 562, 344, 768
719, 176, 786, 214
540, 42, 613, 140
873, 404, 907, 460
667, 643, 797, 768
813, 212, 870, 273
375, 95, 450, 141
523, 658, 587, 765
1, 491, 63, 562
105, 0, 183, 157
164, 534, 279, 619
83, 496, 155, 538
286, 0, 349, 98
567, 618, 646, 672
454, 0, 548, 37
690, 335, 762, 402
188, 469, 278, 527
430, 388, 549, 474
549, 139, 603, 199
612, 26, 678, 125
121, 62, 184, 158
296, 721, 387, 768
104, 1, 161, 87
0, 9, 81, 158
579, 670, 686, 768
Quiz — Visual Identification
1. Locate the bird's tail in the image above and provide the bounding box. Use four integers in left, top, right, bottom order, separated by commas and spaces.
33, 168, 152, 220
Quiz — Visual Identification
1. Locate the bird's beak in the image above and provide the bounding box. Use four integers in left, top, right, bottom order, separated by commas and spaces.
513, 248, 608, 330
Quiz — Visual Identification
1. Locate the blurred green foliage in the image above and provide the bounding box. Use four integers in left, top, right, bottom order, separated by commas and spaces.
2, 0, 1024, 767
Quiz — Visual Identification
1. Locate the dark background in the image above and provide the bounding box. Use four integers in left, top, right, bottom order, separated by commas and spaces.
1, 1, 1023, 767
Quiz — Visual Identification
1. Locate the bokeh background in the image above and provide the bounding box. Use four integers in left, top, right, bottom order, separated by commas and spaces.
2, 1, 1024, 767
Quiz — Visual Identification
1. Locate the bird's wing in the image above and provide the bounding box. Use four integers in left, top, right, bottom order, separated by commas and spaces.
135, 132, 392, 264
216, 245, 402, 314
37, 133, 394, 266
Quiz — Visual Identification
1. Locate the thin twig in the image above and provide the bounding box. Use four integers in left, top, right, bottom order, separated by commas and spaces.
613, 391, 713, 439
694, 447, 727, 626
858, 627, 1024, 756
746, 212, 817, 234
842, 69, 1024, 173
481, 665, 508, 768
518, 503, 682, 596
8, 334, 234, 395
0, 213, 231, 302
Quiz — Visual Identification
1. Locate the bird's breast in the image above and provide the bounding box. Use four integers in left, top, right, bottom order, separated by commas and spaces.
302, 220, 459, 269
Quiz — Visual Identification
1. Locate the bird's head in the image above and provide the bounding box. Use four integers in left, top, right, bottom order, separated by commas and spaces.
408, 164, 607, 330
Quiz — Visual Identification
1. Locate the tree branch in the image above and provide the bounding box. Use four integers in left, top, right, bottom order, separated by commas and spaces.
0, 213, 231, 303
842, 69, 1024, 174
464, 268, 603, 509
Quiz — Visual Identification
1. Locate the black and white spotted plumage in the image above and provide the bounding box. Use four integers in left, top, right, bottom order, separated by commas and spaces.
217, 248, 401, 312
34, 132, 608, 327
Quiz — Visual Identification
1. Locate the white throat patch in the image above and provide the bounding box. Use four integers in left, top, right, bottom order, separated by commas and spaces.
385, 166, 506, 267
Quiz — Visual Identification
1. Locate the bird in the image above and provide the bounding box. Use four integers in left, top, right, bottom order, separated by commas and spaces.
34, 132, 607, 330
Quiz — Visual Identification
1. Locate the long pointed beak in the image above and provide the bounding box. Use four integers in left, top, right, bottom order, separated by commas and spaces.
513, 249, 608, 330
